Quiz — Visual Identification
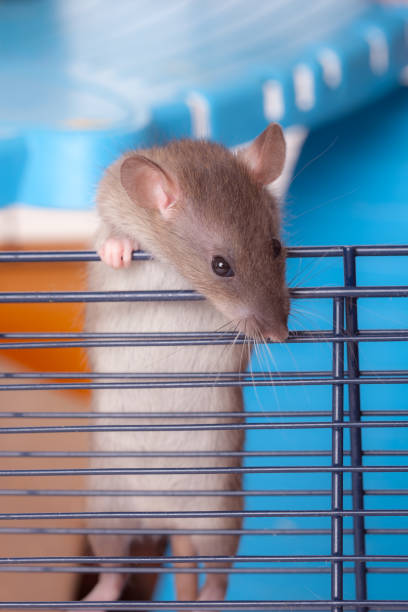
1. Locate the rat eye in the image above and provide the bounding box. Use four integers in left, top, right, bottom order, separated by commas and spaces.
271, 238, 282, 259
212, 256, 234, 278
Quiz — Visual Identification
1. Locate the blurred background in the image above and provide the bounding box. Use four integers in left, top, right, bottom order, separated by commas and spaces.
0, 0, 407, 606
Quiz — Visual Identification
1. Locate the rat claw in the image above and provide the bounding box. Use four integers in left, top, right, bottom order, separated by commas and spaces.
98, 238, 137, 269
121, 239, 133, 267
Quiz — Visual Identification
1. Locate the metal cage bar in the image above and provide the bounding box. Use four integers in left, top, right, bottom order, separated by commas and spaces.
343, 246, 367, 611
331, 297, 345, 612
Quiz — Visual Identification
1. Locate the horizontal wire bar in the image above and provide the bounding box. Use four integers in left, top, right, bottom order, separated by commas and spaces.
364, 568, 408, 573
0, 489, 312, 497
1, 245, 407, 263
0, 368, 305, 378
0, 563, 277, 571
0, 331, 242, 345
289, 245, 408, 257
2, 331, 240, 341
0, 450, 407, 458
1, 330, 407, 350
17, 332, 377, 345
2, 421, 408, 434
0, 527, 406, 536
3, 408, 408, 419
1, 509, 408, 520
0, 289, 203, 304
3, 554, 408, 564
1, 287, 407, 303
0, 450, 334, 458
1, 599, 408, 609
2, 566, 408, 575
2, 376, 408, 391
1, 368, 407, 379
2, 375, 408, 391
2, 465, 408, 477
0, 250, 152, 263
0, 410, 337, 419
1, 488, 407, 497
0, 336, 407, 350
293, 286, 408, 298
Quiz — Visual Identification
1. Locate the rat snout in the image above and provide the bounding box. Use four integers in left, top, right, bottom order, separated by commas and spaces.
243, 314, 289, 343
261, 321, 289, 343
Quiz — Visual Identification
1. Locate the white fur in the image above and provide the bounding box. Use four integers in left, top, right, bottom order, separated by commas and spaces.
86, 246, 246, 555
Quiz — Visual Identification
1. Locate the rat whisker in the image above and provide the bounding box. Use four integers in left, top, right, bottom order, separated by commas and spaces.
292, 314, 333, 360
257, 327, 280, 403
240, 321, 250, 380
212, 318, 243, 369
288, 137, 338, 189
209, 329, 235, 397
291, 312, 333, 353
257, 328, 282, 416
238, 322, 250, 376
288, 254, 331, 288
245, 321, 262, 410
248, 325, 266, 415
208, 319, 244, 415
282, 340, 313, 410
261, 331, 284, 384
288, 188, 358, 223
357, 301, 407, 328
291, 256, 304, 289
213, 318, 242, 334
291, 306, 332, 327
290, 311, 310, 329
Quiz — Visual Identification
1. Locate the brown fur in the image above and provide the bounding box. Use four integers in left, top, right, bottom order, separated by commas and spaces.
100, 127, 289, 340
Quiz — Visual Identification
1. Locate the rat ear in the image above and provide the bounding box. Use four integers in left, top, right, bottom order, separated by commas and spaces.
239, 123, 286, 185
120, 155, 179, 219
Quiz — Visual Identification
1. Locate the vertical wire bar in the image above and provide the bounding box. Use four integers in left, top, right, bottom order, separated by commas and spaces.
331, 297, 345, 612
343, 247, 368, 611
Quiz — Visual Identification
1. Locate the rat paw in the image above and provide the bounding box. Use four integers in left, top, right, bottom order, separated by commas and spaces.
98, 237, 137, 269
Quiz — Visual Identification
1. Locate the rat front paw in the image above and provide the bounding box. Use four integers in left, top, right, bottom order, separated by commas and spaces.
98, 237, 138, 269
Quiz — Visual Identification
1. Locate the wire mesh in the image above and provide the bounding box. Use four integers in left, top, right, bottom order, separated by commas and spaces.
0, 244, 407, 611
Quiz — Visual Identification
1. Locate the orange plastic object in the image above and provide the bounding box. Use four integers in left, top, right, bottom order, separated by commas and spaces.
0, 243, 90, 397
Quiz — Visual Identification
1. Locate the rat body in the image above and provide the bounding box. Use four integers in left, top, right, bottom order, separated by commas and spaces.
83, 124, 289, 609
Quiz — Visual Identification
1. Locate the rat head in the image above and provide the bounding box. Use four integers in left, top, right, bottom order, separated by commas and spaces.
120, 123, 290, 342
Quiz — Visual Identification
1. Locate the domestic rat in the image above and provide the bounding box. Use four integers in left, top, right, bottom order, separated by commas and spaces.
82, 123, 289, 610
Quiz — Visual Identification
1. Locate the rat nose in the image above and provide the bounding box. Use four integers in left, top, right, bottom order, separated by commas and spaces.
242, 315, 289, 343
261, 322, 289, 343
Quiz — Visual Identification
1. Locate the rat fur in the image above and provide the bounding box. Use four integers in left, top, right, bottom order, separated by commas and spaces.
82, 123, 289, 609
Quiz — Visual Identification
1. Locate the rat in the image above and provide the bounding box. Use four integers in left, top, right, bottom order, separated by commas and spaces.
81, 122, 289, 611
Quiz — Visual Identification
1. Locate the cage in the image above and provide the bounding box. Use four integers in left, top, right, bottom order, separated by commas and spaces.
1, 241, 407, 610
1, 1, 408, 609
